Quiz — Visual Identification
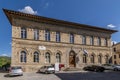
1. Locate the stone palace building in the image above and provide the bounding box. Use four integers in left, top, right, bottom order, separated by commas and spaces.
3, 9, 117, 72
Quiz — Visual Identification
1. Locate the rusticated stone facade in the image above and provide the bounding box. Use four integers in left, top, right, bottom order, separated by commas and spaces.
112, 43, 120, 64
3, 9, 117, 72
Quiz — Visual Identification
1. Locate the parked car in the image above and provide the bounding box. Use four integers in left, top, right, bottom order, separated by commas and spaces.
83, 65, 105, 72
9, 66, 23, 76
38, 65, 55, 74
113, 65, 120, 71
102, 64, 114, 70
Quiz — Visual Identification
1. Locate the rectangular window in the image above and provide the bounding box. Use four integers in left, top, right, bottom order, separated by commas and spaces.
45, 30, 50, 41
97, 37, 101, 46
34, 29, 39, 40
21, 27, 27, 39
90, 36, 94, 45
113, 48, 116, 52
114, 55, 116, 59
70, 33, 74, 43
104, 38, 108, 46
82, 35, 86, 45
56, 32, 60, 42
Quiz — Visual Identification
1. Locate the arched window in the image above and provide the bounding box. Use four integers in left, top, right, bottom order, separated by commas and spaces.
98, 55, 102, 64
34, 52, 39, 62
20, 51, 27, 62
83, 54, 87, 63
45, 52, 50, 63
56, 53, 61, 63
91, 55, 94, 63
105, 55, 109, 64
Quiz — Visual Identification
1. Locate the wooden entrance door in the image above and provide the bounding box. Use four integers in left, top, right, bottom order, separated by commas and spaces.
69, 51, 75, 67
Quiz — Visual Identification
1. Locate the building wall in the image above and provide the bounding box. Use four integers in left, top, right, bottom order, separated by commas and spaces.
11, 18, 112, 72
112, 43, 120, 64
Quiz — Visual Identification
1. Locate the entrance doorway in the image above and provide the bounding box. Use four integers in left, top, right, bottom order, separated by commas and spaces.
69, 51, 76, 67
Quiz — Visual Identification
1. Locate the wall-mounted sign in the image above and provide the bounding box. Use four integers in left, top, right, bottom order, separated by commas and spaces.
38, 46, 46, 50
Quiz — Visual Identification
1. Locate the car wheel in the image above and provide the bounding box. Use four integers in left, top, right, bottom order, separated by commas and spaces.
45, 71, 48, 74
94, 68, 98, 72
114, 68, 118, 71
20, 74, 23, 76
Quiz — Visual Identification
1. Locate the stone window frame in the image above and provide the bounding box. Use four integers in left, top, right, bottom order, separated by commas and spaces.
56, 31, 61, 42
45, 30, 50, 41
70, 33, 74, 44
20, 51, 27, 63
34, 29, 39, 40
82, 35, 86, 45
33, 51, 39, 62
21, 27, 27, 39
45, 52, 51, 63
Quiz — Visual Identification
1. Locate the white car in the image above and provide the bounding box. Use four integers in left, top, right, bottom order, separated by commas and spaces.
102, 64, 114, 70
113, 65, 120, 71
9, 66, 23, 76
38, 65, 55, 74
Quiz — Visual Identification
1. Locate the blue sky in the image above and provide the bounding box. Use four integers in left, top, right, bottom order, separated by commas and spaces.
0, 0, 120, 56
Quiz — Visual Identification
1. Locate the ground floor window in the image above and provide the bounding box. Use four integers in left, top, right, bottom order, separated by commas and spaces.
91, 55, 94, 63
56, 53, 61, 63
83, 54, 87, 63
45, 52, 50, 63
33, 52, 39, 62
98, 55, 102, 64
20, 51, 27, 62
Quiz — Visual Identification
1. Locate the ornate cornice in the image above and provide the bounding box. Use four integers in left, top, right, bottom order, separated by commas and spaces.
3, 8, 117, 34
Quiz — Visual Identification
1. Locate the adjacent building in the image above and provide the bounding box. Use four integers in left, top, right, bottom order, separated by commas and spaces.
112, 43, 120, 64
3, 9, 117, 72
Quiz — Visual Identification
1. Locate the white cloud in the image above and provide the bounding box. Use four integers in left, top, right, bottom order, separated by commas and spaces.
111, 41, 117, 45
107, 24, 116, 28
1, 54, 9, 56
18, 6, 37, 15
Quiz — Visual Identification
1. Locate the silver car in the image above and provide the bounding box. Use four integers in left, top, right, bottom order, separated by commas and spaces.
113, 65, 120, 71
102, 64, 114, 70
9, 66, 23, 76
38, 65, 55, 74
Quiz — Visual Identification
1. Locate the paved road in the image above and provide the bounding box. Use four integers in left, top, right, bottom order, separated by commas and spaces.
0, 70, 120, 80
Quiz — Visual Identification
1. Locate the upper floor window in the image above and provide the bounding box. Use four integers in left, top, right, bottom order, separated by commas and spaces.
33, 52, 39, 62
45, 30, 50, 41
82, 35, 86, 45
20, 51, 27, 62
90, 36, 94, 45
21, 28, 27, 39
113, 48, 116, 52
56, 32, 60, 42
104, 38, 108, 46
70, 33, 74, 43
34, 29, 39, 40
97, 37, 101, 46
